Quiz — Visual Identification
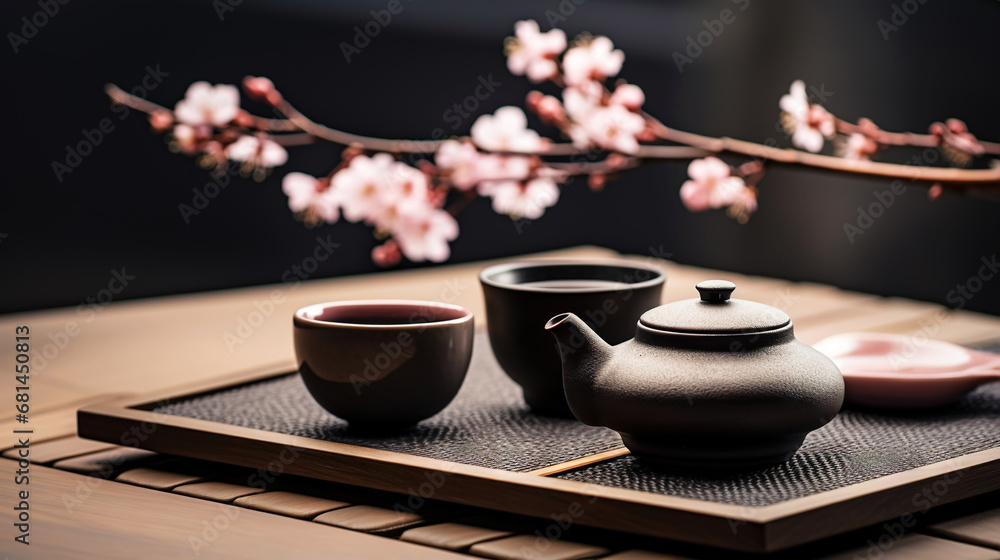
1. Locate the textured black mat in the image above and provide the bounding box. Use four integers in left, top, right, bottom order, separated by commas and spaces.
153, 332, 623, 472
154, 337, 1000, 503
558, 359, 1000, 506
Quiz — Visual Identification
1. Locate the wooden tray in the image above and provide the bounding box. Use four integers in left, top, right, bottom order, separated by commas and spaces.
78, 336, 1000, 553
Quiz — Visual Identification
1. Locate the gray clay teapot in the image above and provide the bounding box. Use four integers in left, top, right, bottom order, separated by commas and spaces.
545, 280, 844, 469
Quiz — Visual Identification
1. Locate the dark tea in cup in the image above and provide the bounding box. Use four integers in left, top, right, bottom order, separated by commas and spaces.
293, 300, 474, 429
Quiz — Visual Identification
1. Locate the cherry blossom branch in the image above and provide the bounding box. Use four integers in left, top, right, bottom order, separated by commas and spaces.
269, 133, 317, 146
269, 90, 709, 159
106, 84, 299, 132
107, 83, 706, 160
104, 19, 1000, 267
833, 118, 1000, 155
646, 117, 1000, 187
108, 82, 998, 188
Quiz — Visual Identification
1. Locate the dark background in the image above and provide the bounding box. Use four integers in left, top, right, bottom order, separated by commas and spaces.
2, 0, 999, 315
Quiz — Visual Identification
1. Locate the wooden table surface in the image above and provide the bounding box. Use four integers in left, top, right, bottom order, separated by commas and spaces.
1, 246, 999, 559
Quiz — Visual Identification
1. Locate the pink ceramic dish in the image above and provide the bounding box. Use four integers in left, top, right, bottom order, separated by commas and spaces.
813, 332, 1000, 409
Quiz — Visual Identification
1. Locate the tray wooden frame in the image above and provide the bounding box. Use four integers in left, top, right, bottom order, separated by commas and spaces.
78, 362, 1000, 553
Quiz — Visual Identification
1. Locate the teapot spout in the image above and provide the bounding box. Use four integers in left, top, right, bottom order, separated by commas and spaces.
545, 313, 613, 424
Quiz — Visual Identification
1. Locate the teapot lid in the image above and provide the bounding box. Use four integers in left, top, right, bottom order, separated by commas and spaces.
640, 280, 790, 334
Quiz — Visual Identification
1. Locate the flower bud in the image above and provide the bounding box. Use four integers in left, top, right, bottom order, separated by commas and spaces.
149, 111, 174, 132
610, 84, 645, 111
945, 118, 968, 134
372, 240, 402, 267
243, 76, 275, 100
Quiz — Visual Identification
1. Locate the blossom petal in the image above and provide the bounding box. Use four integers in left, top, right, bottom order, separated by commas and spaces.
687, 157, 730, 183
793, 127, 825, 153
680, 180, 712, 212
282, 172, 318, 211
260, 139, 288, 167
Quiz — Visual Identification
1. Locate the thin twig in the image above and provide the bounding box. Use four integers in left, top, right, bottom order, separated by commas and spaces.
834, 118, 1000, 155
646, 118, 1000, 187
105, 83, 1000, 190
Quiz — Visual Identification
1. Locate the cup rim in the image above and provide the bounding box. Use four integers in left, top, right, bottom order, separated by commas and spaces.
294, 299, 473, 330
478, 259, 665, 294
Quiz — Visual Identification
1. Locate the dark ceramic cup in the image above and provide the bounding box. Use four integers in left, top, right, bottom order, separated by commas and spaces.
293, 299, 474, 430
479, 261, 665, 417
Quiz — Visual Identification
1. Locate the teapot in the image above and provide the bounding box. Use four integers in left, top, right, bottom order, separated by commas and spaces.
545, 280, 844, 469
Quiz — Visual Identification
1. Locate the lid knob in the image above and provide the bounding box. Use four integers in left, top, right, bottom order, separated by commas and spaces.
696, 280, 736, 303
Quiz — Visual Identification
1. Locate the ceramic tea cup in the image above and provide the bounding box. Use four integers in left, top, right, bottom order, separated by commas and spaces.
479, 261, 665, 417
293, 299, 474, 429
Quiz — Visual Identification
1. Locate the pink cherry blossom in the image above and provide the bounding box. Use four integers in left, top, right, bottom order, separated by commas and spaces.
476, 153, 531, 185
434, 140, 481, 190
679, 157, 746, 212
562, 84, 601, 122
839, 133, 878, 161
732, 186, 758, 215
332, 153, 396, 222
372, 164, 432, 231
485, 177, 559, 220
507, 20, 566, 83
382, 160, 430, 204
281, 172, 339, 225
174, 81, 240, 127
332, 153, 427, 224
579, 104, 646, 154
225, 135, 289, 171
779, 80, 835, 153
471, 106, 546, 152
609, 83, 645, 111
526, 91, 566, 126
562, 36, 624, 86
171, 124, 201, 154
393, 206, 459, 263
